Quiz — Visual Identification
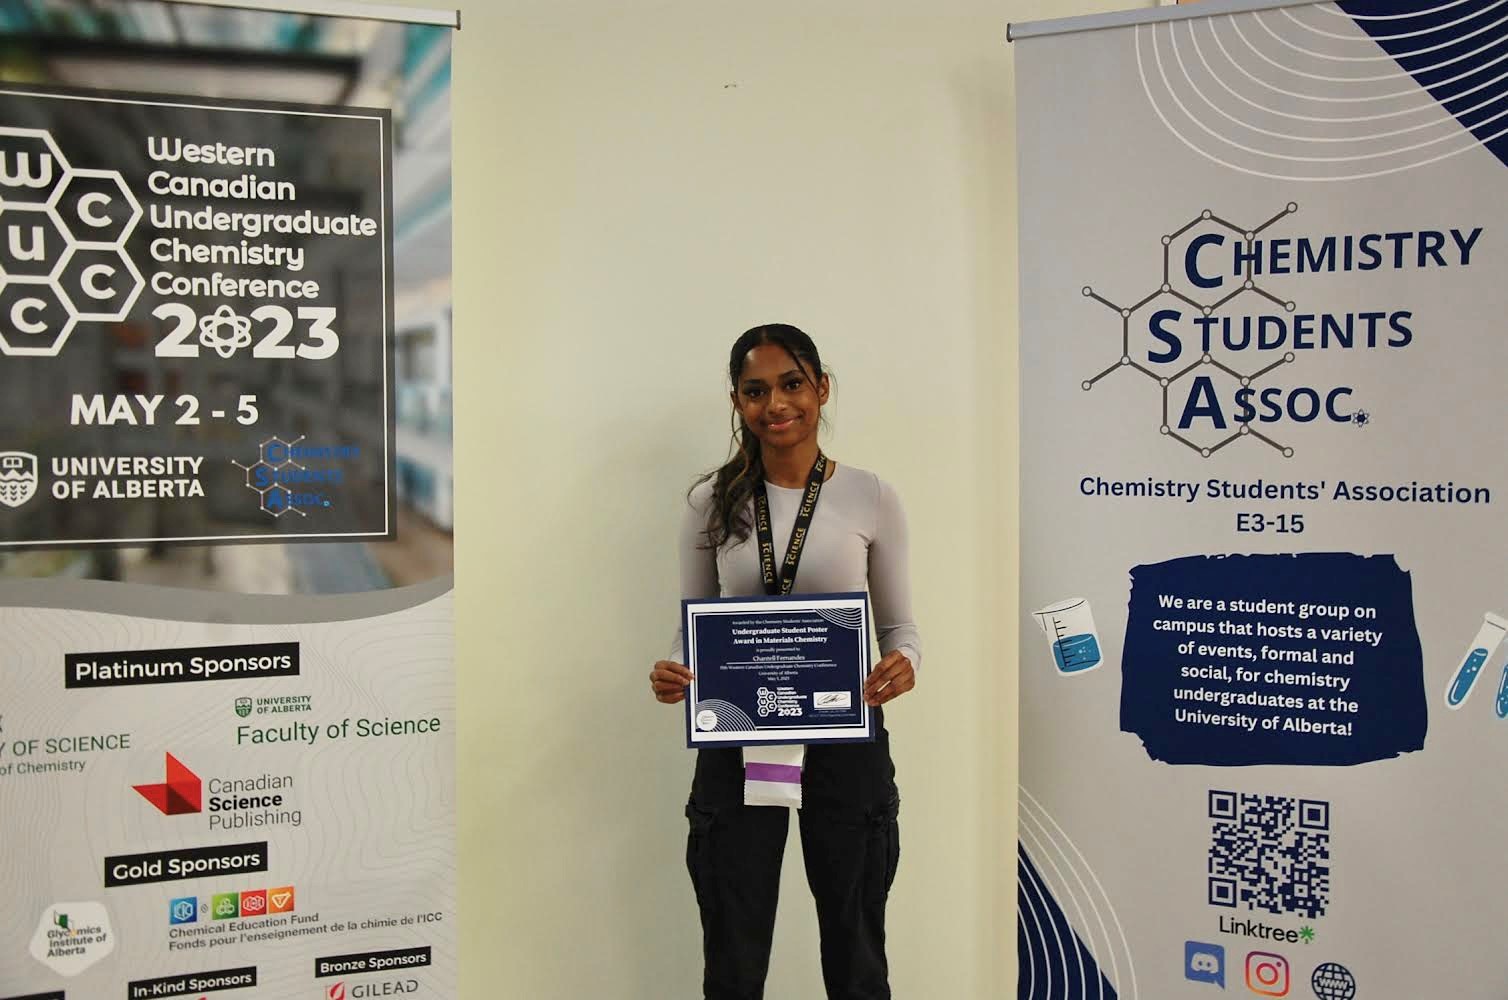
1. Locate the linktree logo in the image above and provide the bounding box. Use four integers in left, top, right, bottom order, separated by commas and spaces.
132, 752, 201, 815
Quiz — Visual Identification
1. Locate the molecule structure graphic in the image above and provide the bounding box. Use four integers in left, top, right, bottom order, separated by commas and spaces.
1081, 203, 1301, 459
198, 304, 254, 358
231, 436, 311, 518
0, 126, 145, 357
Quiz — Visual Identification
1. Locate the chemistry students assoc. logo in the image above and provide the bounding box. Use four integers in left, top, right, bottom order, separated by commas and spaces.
0, 452, 38, 508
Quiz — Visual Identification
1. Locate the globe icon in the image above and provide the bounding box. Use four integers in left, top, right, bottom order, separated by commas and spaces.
1311, 962, 1356, 1000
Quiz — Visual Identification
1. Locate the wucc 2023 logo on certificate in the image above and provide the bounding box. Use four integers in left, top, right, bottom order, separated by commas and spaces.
0, 125, 143, 357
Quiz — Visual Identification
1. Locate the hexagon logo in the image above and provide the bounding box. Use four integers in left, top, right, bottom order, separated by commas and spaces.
0, 280, 76, 356
0, 126, 69, 206
29, 901, 115, 977
51, 167, 142, 247
0, 203, 68, 279
1080, 203, 1305, 458
54, 246, 144, 322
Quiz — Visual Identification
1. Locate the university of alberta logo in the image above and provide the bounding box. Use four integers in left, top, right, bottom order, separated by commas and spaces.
0, 451, 38, 508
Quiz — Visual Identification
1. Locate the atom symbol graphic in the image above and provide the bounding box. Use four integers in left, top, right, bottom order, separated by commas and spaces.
198, 304, 253, 358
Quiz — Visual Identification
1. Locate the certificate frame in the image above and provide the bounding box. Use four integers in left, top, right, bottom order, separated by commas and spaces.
682, 591, 874, 748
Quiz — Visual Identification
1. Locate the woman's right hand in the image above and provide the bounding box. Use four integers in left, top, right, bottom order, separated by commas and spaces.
650, 660, 694, 704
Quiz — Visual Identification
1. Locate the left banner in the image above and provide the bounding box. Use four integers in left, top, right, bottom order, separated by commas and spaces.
0, 4, 457, 999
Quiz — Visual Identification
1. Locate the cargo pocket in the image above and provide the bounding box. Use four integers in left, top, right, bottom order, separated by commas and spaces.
685, 799, 718, 918
868, 790, 901, 900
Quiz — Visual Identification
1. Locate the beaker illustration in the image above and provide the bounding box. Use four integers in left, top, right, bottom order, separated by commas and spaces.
1033, 597, 1103, 675
1444, 612, 1507, 710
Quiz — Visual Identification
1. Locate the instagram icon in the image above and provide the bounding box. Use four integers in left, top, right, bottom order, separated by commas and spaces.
1245, 951, 1290, 997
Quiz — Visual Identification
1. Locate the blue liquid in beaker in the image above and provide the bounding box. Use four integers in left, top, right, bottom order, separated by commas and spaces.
1447, 647, 1488, 707
1053, 633, 1101, 673
1496, 665, 1508, 720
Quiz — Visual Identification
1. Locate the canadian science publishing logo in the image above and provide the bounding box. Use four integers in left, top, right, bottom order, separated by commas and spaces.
133, 752, 201, 815
0, 452, 38, 508
132, 751, 300, 831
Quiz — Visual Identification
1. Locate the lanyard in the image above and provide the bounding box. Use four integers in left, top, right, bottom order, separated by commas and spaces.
753, 452, 827, 597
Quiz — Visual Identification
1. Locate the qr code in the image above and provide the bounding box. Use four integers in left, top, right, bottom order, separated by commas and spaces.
1207, 790, 1330, 919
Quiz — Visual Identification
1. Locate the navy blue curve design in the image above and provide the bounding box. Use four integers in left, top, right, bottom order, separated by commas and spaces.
1337, 0, 1508, 169
1018, 843, 1120, 1000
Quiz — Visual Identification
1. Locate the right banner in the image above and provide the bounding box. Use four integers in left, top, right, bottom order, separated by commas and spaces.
1014, 2, 1507, 998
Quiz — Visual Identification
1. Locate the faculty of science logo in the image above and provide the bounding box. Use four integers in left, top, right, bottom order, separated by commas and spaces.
0, 452, 38, 508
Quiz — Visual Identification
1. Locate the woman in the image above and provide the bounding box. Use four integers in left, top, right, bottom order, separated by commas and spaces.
650, 323, 921, 1000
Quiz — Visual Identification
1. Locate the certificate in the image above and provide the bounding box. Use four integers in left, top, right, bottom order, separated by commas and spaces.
682, 592, 873, 747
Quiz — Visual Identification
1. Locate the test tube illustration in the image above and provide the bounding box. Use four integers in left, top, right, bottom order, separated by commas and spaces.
1033, 597, 1103, 675
1444, 612, 1508, 710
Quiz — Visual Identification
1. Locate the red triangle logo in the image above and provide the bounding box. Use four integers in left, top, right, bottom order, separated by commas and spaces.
133, 752, 202, 815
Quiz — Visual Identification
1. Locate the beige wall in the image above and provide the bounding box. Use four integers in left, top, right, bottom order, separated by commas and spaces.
369, 0, 1135, 995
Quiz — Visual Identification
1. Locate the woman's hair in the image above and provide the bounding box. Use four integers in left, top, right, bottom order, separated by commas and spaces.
694, 323, 826, 549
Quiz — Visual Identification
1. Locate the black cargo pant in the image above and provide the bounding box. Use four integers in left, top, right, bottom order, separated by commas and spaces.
684, 715, 900, 1000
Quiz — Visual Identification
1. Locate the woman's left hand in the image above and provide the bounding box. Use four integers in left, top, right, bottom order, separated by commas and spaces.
863, 651, 916, 706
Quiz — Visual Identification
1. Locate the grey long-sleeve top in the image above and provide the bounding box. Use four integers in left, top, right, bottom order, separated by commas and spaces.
671, 462, 922, 670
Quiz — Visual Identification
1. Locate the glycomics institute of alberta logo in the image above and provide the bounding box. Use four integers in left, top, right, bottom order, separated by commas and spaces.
0, 451, 38, 508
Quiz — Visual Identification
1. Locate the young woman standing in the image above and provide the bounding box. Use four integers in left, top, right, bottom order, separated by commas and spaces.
649, 323, 921, 1000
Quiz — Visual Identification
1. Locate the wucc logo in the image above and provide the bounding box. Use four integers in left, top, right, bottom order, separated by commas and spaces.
0, 126, 144, 357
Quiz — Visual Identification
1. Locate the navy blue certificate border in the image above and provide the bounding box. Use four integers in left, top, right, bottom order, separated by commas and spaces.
682, 591, 874, 748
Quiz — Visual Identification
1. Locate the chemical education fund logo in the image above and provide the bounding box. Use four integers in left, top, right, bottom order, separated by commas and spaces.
132, 751, 301, 831
170, 885, 294, 924
28, 902, 114, 976
0, 451, 37, 508
0, 126, 143, 357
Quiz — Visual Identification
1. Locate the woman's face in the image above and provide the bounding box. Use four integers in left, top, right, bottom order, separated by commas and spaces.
732, 343, 829, 452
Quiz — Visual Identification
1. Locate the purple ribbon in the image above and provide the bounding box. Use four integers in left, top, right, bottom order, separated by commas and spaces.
744, 762, 802, 784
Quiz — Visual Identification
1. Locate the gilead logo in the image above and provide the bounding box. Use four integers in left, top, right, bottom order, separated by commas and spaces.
327, 982, 419, 998
133, 752, 201, 815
